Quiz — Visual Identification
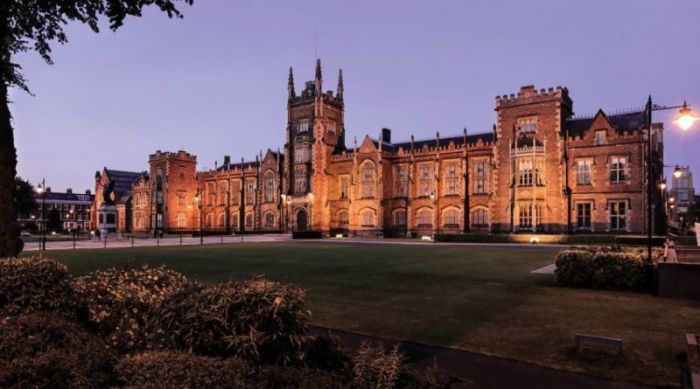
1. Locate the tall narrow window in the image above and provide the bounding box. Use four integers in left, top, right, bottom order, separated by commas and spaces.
339, 176, 349, 199
595, 130, 607, 145
245, 180, 255, 205
338, 210, 349, 226
218, 182, 228, 206
473, 160, 488, 194
245, 213, 254, 228
610, 157, 627, 183
576, 203, 592, 230
231, 183, 240, 205
177, 212, 186, 228
445, 163, 459, 195
609, 201, 627, 230
576, 160, 592, 185
518, 202, 533, 229
519, 160, 533, 186
264, 212, 275, 227
294, 145, 310, 163
361, 162, 376, 198
264, 172, 275, 203
395, 166, 408, 197
207, 183, 215, 206
419, 165, 433, 197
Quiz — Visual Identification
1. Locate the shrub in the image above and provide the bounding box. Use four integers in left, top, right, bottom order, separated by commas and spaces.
0, 313, 114, 388
352, 342, 404, 389
73, 265, 188, 353
155, 277, 309, 364
555, 246, 656, 290
115, 351, 248, 388
252, 366, 350, 388
0, 256, 76, 317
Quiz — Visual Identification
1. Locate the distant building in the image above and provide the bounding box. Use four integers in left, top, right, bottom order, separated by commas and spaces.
669, 166, 695, 227
19, 188, 94, 231
91, 168, 143, 232
94, 59, 667, 236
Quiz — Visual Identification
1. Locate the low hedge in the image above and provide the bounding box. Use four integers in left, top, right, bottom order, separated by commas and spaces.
0, 257, 76, 318
73, 265, 189, 353
292, 230, 323, 239
436, 233, 667, 246
555, 246, 657, 290
0, 313, 114, 388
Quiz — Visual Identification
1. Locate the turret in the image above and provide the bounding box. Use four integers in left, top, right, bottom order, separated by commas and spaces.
288, 67, 295, 100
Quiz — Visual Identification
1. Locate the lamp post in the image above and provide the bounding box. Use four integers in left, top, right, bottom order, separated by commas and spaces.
36, 179, 46, 251
195, 190, 203, 245
430, 192, 436, 242
644, 97, 697, 261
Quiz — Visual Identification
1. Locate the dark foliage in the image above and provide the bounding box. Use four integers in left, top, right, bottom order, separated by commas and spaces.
73, 265, 189, 353
46, 208, 62, 231
12, 176, 37, 216
154, 277, 310, 364
0, 256, 76, 317
0, 313, 114, 388
352, 342, 404, 389
555, 246, 657, 290
302, 333, 352, 371
115, 351, 249, 388
252, 366, 350, 389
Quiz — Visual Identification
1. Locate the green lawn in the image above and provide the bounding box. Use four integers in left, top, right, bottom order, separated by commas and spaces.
35, 242, 700, 386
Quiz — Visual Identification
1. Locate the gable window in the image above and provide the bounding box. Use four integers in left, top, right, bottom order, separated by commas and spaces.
361, 162, 376, 198
445, 162, 460, 196
576, 159, 592, 185
471, 209, 488, 227
576, 202, 592, 230
473, 159, 488, 194
609, 201, 627, 231
519, 159, 533, 186
609, 156, 627, 183
393, 208, 407, 226
419, 165, 433, 197
595, 130, 607, 145
395, 165, 409, 197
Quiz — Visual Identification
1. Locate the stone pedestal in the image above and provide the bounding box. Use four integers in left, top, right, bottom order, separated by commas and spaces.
97, 203, 118, 236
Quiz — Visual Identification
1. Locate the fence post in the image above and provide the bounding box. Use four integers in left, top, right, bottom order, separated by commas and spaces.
131, 233, 134, 248
104, 234, 107, 249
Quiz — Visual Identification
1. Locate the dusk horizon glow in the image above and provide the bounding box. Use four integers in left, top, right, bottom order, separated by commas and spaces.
10, 0, 700, 192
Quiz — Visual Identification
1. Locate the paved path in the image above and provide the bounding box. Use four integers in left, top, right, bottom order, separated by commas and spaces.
312, 326, 646, 389
531, 263, 557, 274
23, 234, 291, 251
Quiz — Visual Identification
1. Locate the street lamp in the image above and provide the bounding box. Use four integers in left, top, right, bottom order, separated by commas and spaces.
429, 192, 436, 242
673, 165, 684, 179
674, 101, 699, 131
659, 181, 667, 191
35, 179, 46, 251
645, 97, 696, 262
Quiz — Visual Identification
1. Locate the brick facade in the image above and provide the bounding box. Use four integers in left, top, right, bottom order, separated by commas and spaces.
97, 60, 665, 236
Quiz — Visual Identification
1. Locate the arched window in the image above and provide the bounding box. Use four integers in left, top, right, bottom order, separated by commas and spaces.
443, 207, 460, 227
393, 208, 407, 226
264, 212, 275, 227
231, 212, 239, 230
206, 213, 213, 228
471, 208, 488, 227
218, 213, 225, 228
245, 213, 254, 229
264, 171, 275, 203
417, 208, 433, 227
361, 161, 376, 198
361, 209, 375, 227
338, 210, 349, 226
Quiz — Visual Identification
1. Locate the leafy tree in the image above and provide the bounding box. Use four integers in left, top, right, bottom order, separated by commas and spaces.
0, 0, 193, 257
13, 176, 37, 216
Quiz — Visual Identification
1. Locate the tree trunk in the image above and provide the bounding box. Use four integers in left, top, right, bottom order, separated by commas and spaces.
0, 77, 23, 257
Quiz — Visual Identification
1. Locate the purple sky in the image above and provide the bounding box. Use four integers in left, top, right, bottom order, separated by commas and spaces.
10, 0, 700, 193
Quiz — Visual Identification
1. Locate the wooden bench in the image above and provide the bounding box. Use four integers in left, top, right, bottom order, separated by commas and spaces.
575, 334, 623, 354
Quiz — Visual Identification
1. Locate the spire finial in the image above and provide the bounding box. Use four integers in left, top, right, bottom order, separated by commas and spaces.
337, 69, 344, 100
315, 58, 322, 81
315, 58, 322, 96
288, 67, 295, 99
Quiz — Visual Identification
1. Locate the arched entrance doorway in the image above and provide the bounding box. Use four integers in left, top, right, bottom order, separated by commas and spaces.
296, 209, 308, 231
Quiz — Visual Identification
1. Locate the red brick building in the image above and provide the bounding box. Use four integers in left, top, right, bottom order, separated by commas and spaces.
99, 60, 665, 236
